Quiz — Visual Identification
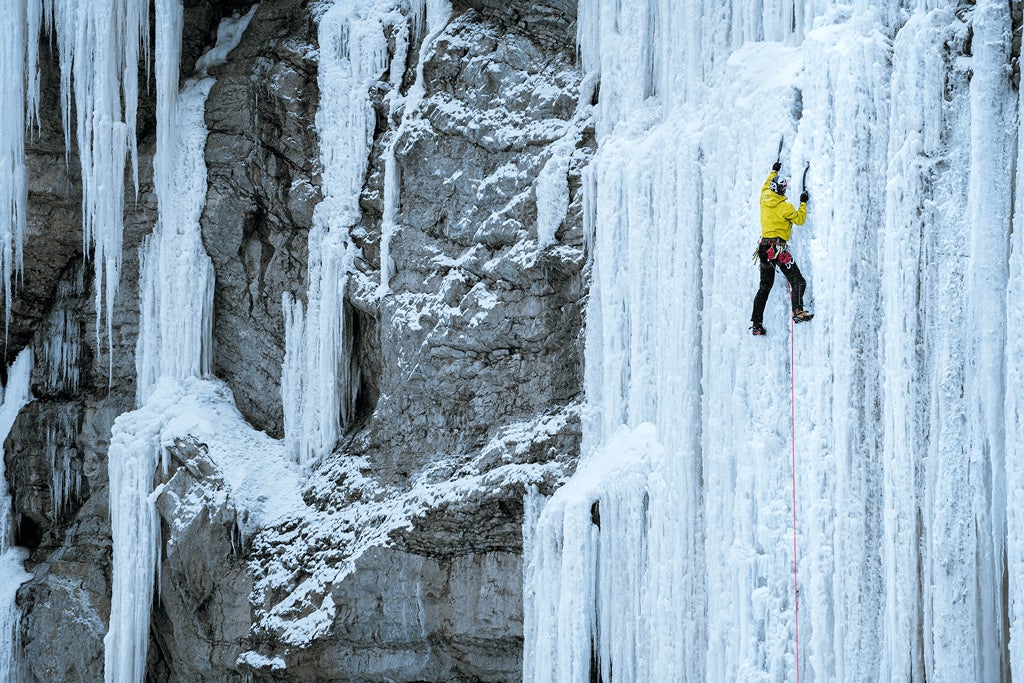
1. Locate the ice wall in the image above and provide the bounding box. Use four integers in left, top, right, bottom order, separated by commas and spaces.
526, 1, 1024, 682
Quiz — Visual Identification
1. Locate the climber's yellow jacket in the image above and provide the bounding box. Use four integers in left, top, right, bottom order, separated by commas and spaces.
760, 171, 807, 241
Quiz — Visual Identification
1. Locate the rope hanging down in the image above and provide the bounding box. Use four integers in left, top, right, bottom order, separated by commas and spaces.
788, 281, 801, 683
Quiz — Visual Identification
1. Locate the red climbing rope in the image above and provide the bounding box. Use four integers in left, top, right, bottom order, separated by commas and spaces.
788, 285, 801, 683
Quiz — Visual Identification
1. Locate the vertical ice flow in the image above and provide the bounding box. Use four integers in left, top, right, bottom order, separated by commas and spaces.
963, 2, 1013, 681
1006, 8, 1024, 673
135, 0, 214, 403
787, 13, 890, 683
105, 5, 256, 681
877, 11, 956, 683
0, 0, 30, 331
283, 1, 405, 468
378, 0, 451, 294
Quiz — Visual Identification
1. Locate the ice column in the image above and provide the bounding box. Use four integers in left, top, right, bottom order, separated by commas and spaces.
135, 0, 215, 402
282, 2, 392, 468
105, 5, 255, 681
0, 0, 30, 329
877, 11, 959, 683
103, 417, 162, 683
1006, 14, 1024, 676
0, 351, 34, 680
959, 1, 1013, 681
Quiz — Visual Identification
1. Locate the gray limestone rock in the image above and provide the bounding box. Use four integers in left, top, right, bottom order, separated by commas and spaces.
244, 547, 523, 683
203, 0, 320, 439
150, 437, 252, 682
18, 491, 111, 683
452, 0, 576, 49
244, 8, 591, 679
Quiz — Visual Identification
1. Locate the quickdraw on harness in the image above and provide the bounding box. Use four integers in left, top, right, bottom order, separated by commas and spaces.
752, 237, 793, 265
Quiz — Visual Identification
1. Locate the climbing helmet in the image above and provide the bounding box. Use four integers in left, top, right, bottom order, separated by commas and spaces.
770, 174, 789, 195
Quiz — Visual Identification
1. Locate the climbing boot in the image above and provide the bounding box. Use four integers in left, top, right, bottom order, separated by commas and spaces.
792, 309, 814, 324
751, 323, 767, 336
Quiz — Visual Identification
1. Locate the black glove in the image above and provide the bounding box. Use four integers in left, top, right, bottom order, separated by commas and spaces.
772, 161, 782, 172
800, 191, 809, 203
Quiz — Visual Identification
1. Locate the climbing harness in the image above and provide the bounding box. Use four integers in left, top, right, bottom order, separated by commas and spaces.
753, 237, 793, 266
786, 282, 802, 683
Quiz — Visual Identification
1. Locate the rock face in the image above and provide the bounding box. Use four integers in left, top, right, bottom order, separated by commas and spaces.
150, 438, 252, 682
5, 0, 588, 680
203, 0, 320, 440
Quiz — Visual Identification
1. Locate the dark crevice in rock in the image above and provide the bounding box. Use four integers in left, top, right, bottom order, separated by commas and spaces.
16, 515, 43, 550
348, 303, 381, 432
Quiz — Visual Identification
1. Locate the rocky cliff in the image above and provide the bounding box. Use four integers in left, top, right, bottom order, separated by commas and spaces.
3, 0, 588, 680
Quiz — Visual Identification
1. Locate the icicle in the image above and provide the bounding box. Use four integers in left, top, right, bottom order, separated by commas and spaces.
45, 407, 80, 517
38, 0, 151, 373
37, 263, 84, 395
0, 0, 29, 332
25, 0, 42, 133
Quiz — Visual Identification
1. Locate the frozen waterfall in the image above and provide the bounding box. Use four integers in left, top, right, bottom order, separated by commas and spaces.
281, 0, 391, 469
525, 1, 1024, 682
282, 0, 450, 469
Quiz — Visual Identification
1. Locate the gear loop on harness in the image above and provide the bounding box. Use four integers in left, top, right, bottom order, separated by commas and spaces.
753, 237, 792, 266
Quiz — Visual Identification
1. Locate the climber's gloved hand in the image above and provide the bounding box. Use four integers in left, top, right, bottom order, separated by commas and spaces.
800, 191, 809, 203
772, 161, 782, 172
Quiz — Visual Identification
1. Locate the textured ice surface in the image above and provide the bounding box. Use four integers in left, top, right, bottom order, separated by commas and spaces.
526, 2, 1022, 682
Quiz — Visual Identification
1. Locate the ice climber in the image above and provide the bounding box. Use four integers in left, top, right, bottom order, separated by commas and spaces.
750, 161, 813, 336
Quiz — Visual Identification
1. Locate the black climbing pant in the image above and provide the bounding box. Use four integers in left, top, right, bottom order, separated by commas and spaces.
751, 239, 806, 326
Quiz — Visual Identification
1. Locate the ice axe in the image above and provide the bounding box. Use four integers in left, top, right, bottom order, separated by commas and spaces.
776, 138, 784, 166
800, 162, 810, 201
